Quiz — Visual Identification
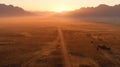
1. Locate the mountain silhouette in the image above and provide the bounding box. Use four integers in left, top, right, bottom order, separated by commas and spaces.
61, 4, 120, 18
0, 4, 33, 17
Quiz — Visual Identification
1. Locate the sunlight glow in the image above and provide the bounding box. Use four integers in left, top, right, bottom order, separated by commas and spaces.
56, 7, 70, 12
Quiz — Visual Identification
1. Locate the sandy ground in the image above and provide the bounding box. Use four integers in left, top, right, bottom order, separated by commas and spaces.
0, 17, 120, 67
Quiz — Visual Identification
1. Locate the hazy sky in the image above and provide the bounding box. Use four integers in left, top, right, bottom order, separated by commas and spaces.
0, 0, 120, 11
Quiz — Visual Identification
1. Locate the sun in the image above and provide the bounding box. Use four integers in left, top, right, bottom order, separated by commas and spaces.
56, 7, 69, 12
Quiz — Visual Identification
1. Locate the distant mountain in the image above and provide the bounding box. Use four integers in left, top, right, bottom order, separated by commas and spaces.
60, 4, 120, 18
0, 4, 33, 17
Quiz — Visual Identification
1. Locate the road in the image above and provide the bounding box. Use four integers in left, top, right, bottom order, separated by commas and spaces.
57, 27, 72, 67
21, 27, 72, 67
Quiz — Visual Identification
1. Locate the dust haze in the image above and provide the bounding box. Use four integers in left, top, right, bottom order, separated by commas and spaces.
0, 4, 120, 67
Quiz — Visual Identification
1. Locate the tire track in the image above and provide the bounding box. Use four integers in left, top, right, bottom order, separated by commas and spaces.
21, 36, 60, 67
21, 27, 72, 67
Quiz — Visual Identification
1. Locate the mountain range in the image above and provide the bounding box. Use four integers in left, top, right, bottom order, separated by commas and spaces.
0, 4, 33, 17
58, 4, 120, 18
0, 4, 120, 17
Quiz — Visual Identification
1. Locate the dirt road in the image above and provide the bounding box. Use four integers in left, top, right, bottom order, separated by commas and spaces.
58, 27, 72, 67
21, 27, 72, 67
